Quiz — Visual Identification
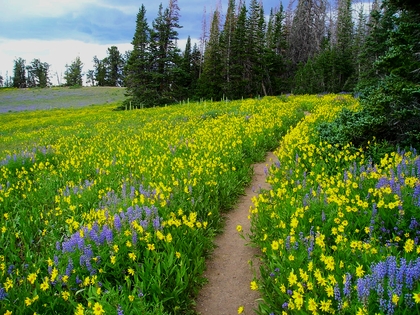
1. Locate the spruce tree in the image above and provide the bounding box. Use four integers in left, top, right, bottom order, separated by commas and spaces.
149, 0, 182, 104
229, 4, 248, 99
13, 57, 26, 88
26, 59, 50, 88
333, 0, 354, 91
124, 4, 154, 107
220, 0, 237, 98
247, 0, 266, 97
198, 10, 223, 99
64, 57, 83, 87
105, 46, 124, 87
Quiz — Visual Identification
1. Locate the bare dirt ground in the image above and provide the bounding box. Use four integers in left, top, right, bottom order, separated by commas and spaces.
195, 152, 278, 315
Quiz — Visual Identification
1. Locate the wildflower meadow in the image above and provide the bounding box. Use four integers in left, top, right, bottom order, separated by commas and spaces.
249, 96, 420, 314
0, 96, 304, 314
1, 93, 419, 315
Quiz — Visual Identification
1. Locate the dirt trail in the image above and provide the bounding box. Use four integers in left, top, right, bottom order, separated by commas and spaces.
195, 152, 277, 315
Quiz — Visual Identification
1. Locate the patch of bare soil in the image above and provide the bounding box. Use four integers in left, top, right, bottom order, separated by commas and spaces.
195, 152, 278, 315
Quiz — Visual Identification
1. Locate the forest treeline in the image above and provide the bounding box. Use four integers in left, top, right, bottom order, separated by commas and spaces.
2, 0, 419, 147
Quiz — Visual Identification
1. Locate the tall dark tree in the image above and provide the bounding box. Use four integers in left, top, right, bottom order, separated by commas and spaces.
149, 0, 183, 104
247, 0, 266, 96
64, 56, 83, 86
333, 0, 354, 90
93, 55, 107, 86
175, 36, 200, 100
198, 9, 224, 99
265, 4, 288, 94
228, 4, 248, 99
105, 46, 125, 86
220, 0, 237, 97
124, 4, 154, 107
13, 57, 26, 88
86, 69, 95, 86
26, 59, 50, 88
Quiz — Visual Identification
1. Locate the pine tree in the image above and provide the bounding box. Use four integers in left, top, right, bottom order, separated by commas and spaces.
333, 0, 354, 91
26, 59, 50, 88
93, 56, 107, 86
228, 4, 248, 99
198, 9, 223, 99
105, 46, 124, 87
149, 0, 182, 104
124, 4, 154, 107
220, 0, 237, 97
247, 0, 266, 97
265, 4, 288, 94
64, 57, 83, 87
13, 57, 26, 88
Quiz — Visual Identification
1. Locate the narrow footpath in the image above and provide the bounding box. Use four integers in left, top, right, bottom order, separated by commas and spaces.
195, 152, 278, 315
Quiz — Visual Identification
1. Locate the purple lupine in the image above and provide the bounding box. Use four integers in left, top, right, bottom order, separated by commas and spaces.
285, 236, 291, 251
333, 284, 341, 304
114, 214, 122, 232
132, 231, 138, 246
117, 305, 124, 315
357, 277, 370, 304
343, 273, 352, 298
153, 217, 161, 229
7, 265, 14, 275
65, 258, 74, 276
100, 224, 113, 243
0, 285, 8, 301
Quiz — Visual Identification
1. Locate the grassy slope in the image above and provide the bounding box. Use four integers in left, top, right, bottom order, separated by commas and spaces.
0, 87, 126, 113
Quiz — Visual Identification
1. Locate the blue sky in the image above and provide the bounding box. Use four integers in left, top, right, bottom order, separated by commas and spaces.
0, 0, 283, 85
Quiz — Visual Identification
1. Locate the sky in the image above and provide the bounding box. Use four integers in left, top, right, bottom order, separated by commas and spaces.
0, 0, 283, 85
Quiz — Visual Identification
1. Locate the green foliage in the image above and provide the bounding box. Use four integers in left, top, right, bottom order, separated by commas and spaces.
64, 57, 83, 87
13, 57, 27, 88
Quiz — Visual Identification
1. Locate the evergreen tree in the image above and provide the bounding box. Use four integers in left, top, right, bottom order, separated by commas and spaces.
149, 0, 183, 104
13, 57, 26, 88
198, 9, 224, 99
93, 55, 107, 86
265, 4, 288, 94
26, 59, 50, 88
177, 36, 199, 100
247, 0, 266, 97
105, 46, 125, 86
228, 4, 248, 99
220, 0, 237, 97
64, 57, 83, 86
86, 70, 95, 86
124, 4, 154, 107
333, 0, 354, 91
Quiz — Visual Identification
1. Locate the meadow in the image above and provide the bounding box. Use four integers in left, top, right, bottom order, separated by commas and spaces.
249, 96, 420, 315
0, 93, 304, 314
0, 92, 419, 315
0, 87, 126, 113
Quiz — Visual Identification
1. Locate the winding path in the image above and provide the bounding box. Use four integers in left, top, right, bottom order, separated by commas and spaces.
195, 152, 277, 315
